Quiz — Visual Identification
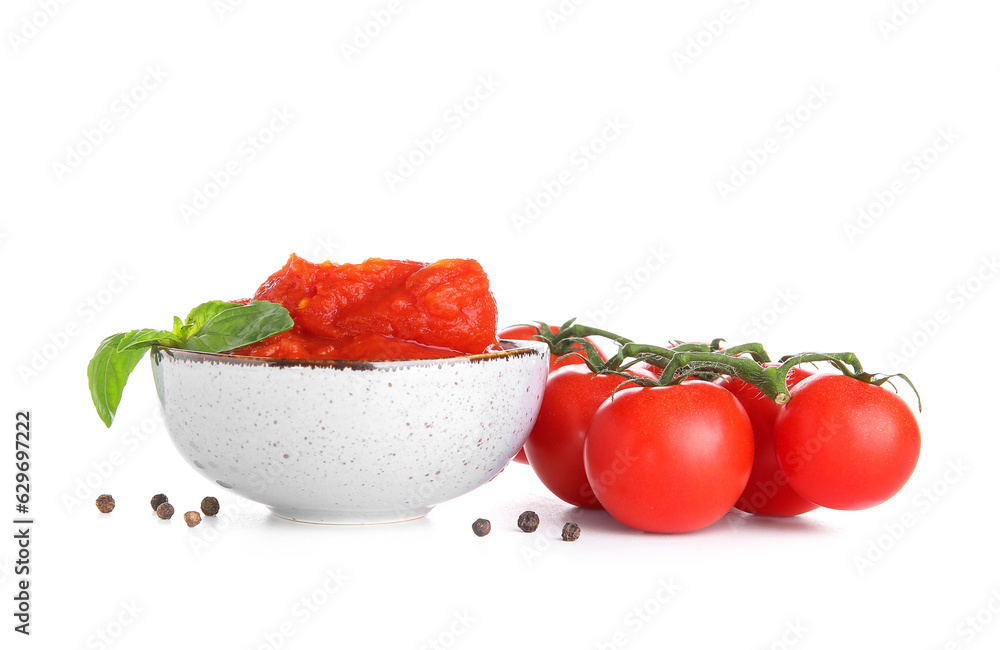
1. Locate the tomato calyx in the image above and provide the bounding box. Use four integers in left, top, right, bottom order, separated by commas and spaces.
779, 356, 922, 412
527, 319, 921, 410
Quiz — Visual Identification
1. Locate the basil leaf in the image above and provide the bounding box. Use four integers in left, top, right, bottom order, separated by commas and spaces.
171, 316, 184, 339
178, 300, 243, 342
116, 328, 180, 353
183, 300, 241, 329
88, 299, 293, 428
88, 332, 150, 428
181, 301, 293, 353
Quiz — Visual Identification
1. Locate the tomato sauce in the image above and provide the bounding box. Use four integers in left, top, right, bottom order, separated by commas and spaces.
233, 254, 499, 360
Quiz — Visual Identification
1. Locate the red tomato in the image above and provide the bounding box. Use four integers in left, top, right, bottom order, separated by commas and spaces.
635, 360, 664, 378
524, 366, 650, 507
773, 374, 920, 510
720, 367, 818, 517
500, 324, 605, 465
584, 381, 754, 533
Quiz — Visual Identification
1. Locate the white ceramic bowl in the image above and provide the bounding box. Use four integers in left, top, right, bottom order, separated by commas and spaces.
151, 340, 548, 524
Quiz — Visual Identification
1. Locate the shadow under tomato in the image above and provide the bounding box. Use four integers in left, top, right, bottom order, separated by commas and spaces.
557, 506, 646, 536
555, 506, 838, 536
721, 508, 838, 535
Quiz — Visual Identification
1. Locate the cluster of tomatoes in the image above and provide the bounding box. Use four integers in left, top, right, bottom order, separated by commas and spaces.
500, 323, 922, 534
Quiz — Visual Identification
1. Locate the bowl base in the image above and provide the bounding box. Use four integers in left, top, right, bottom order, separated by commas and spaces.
268, 506, 432, 525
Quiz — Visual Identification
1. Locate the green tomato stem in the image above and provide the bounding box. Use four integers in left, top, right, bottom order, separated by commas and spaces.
527, 319, 919, 409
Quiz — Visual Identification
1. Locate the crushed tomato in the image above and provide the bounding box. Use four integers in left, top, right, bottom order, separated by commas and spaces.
232, 254, 499, 360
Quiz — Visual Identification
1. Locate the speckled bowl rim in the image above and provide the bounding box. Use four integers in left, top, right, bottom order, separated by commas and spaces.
150, 338, 547, 370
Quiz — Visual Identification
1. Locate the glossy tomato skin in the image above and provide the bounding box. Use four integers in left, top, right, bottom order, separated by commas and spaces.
524, 366, 648, 507
773, 374, 920, 511
584, 381, 754, 533
720, 367, 818, 517
500, 324, 602, 465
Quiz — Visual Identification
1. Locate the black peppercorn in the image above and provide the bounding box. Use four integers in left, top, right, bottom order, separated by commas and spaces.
472, 518, 491, 537
561, 522, 581, 541
183, 511, 202, 527
150, 494, 168, 511
95, 494, 115, 513
517, 511, 539, 533
156, 502, 175, 520
200, 496, 220, 517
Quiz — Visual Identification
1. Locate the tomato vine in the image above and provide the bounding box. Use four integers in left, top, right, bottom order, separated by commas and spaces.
523, 318, 921, 411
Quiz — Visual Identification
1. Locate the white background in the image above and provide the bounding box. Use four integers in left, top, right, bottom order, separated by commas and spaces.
2, 1, 999, 648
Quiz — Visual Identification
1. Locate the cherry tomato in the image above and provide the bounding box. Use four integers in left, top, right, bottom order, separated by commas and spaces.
524, 366, 651, 507
720, 367, 818, 517
773, 374, 920, 510
584, 381, 754, 533
500, 324, 605, 465
635, 360, 664, 378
